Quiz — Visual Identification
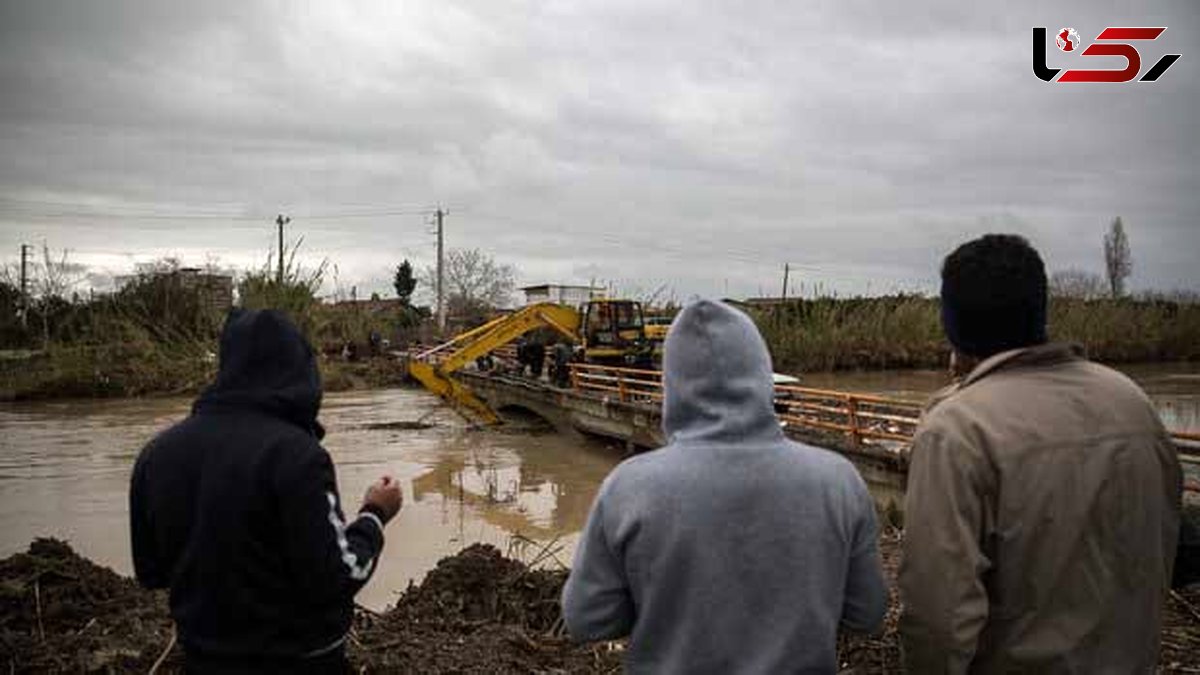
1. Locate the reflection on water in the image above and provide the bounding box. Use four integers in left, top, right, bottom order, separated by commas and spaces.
0, 362, 1196, 610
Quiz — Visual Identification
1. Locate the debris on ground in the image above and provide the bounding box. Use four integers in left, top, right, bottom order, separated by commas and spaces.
349, 544, 621, 673
1, 537, 1196, 673
0, 538, 176, 673
0, 540, 619, 674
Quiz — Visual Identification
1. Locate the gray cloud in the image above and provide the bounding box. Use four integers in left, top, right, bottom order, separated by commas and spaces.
1, 0, 1197, 301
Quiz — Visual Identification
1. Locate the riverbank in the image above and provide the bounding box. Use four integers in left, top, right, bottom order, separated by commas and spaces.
750, 295, 1200, 372
0, 349, 408, 402
7, 295, 1198, 402
2, 537, 1197, 673
0, 538, 615, 673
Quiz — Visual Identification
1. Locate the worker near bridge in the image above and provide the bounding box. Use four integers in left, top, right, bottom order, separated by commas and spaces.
130, 309, 403, 673
900, 234, 1182, 673
563, 299, 886, 672
550, 341, 574, 388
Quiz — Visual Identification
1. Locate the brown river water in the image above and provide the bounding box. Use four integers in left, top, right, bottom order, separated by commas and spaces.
1, 363, 1197, 610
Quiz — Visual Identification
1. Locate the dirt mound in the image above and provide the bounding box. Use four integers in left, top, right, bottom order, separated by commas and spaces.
351, 544, 621, 673
0, 538, 175, 673
396, 543, 566, 629
2, 537, 1194, 673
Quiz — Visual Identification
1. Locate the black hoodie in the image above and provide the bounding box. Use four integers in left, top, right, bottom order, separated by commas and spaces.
130, 309, 384, 660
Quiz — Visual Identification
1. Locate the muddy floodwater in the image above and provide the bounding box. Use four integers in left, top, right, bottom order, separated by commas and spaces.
1, 362, 1197, 611
0, 389, 621, 610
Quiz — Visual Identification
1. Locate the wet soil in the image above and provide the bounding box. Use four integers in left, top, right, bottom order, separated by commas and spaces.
1, 537, 1196, 673
0, 538, 174, 673
0, 541, 620, 674
350, 544, 621, 673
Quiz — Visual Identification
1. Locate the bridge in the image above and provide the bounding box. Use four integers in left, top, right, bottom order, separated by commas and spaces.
462, 364, 920, 515
452, 363, 1200, 516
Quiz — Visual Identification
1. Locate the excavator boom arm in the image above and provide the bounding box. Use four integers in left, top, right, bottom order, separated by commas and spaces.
410, 303, 582, 424
437, 303, 580, 374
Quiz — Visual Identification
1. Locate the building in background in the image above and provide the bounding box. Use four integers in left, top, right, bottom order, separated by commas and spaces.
116, 268, 234, 315
520, 284, 605, 308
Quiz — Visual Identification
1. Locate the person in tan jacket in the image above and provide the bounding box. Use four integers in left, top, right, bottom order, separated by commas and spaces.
899, 234, 1182, 674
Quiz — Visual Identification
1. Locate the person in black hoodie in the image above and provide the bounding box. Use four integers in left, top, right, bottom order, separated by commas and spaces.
130, 309, 401, 673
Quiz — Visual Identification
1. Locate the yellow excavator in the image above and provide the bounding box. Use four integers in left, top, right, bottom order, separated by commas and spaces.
409, 299, 653, 424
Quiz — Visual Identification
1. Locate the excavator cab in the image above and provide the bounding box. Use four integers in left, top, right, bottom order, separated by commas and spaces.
580, 299, 654, 368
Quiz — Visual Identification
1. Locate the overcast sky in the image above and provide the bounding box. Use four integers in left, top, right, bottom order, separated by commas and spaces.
1, 0, 1197, 302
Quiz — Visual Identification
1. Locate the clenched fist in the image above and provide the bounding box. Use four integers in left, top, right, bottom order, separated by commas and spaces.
361, 475, 403, 525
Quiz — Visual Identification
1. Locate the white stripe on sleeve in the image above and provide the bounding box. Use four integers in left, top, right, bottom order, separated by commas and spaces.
325, 492, 376, 581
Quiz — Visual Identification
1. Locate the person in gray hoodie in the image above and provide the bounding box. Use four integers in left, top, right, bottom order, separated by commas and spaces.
562, 299, 886, 674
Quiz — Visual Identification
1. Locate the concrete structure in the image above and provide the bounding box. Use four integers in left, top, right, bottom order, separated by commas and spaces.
457, 370, 909, 514
176, 268, 234, 314
117, 268, 233, 315
520, 284, 605, 308
437, 371, 1198, 514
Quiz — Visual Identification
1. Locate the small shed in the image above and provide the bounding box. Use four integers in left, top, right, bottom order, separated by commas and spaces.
520, 284, 605, 307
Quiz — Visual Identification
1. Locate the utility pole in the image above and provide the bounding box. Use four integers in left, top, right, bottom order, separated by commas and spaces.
780, 263, 790, 303
275, 214, 290, 285
435, 207, 446, 335
19, 243, 29, 328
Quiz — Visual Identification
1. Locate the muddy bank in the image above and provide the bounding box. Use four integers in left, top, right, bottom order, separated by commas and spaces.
2, 537, 1197, 673
0, 352, 408, 402
349, 543, 621, 673
0, 538, 173, 673
0, 539, 618, 674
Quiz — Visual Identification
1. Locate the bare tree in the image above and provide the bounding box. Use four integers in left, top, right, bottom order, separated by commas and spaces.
1049, 268, 1106, 300
32, 244, 84, 347
35, 244, 83, 298
1103, 216, 1132, 298
0, 263, 22, 335
0, 261, 18, 294
422, 249, 516, 319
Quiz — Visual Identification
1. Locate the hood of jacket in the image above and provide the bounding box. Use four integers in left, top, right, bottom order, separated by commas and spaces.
194, 309, 324, 438
661, 299, 782, 445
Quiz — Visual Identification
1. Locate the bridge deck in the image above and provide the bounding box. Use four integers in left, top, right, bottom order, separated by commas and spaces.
456, 366, 1200, 513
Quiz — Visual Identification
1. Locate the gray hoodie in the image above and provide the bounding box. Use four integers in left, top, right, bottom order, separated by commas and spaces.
562, 299, 886, 674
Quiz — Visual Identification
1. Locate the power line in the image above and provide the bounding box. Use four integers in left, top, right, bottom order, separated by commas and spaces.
0, 195, 447, 210
0, 208, 442, 221
3, 206, 937, 293
0, 198, 445, 221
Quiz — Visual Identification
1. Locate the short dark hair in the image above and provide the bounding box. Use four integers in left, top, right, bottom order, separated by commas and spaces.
940, 234, 1048, 358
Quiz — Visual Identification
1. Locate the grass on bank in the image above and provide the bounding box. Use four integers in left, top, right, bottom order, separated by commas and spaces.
4, 244, 1199, 400
0, 250, 419, 401
752, 294, 1200, 373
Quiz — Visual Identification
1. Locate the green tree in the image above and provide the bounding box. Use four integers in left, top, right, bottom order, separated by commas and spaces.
393, 259, 417, 306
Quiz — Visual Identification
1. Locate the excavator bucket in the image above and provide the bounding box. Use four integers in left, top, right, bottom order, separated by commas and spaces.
408, 360, 501, 425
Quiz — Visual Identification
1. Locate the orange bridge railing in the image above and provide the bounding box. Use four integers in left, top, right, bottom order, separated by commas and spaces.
564, 363, 1200, 470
